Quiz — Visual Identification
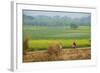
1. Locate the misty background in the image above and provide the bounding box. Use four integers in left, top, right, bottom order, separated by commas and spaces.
23, 10, 91, 27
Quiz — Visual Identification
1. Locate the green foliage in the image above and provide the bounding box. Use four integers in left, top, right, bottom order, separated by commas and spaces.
70, 24, 78, 29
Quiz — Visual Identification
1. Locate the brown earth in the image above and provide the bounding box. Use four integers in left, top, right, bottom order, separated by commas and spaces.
23, 48, 91, 62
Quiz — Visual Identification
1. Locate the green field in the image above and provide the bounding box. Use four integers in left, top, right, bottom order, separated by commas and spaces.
27, 39, 90, 51
23, 25, 91, 51
23, 26, 90, 39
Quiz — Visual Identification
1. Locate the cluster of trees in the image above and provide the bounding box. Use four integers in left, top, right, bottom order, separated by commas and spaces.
23, 14, 90, 29
70, 24, 78, 29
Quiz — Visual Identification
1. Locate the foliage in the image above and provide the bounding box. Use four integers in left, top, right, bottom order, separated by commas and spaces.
70, 23, 79, 29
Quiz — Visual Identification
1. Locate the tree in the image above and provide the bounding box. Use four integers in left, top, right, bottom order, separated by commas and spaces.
70, 23, 78, 29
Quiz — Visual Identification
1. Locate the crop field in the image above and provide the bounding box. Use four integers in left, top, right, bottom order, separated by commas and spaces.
23, 26, 91, 51
27, 39, 90, 51
23, 10, 91, 62
23, 26, 90, 40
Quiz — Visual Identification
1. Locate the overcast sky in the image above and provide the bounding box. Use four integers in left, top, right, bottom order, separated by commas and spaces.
23, 10, 91, 19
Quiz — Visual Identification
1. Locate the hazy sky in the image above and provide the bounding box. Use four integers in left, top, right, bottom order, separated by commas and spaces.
23, 10, 91, 18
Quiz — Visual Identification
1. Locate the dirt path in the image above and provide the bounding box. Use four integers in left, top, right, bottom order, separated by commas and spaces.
23, 48, 91, 62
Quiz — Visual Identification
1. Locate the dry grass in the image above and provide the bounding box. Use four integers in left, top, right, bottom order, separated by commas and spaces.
23, 48, 91, 62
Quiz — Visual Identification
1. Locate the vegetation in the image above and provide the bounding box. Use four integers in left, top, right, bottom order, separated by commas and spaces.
23, 26, 90, 51
70, 23, 79, 29
23, 11, 91, 51
26, 39, 90, 51
23, 10, 91, 62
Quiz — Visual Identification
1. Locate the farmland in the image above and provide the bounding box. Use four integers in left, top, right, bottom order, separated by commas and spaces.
23, 26, 90, 40
23, 10, 91, 62
23, 26, 91, 51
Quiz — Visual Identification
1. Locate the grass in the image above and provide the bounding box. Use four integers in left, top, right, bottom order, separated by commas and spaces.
28, 39, 90, 51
